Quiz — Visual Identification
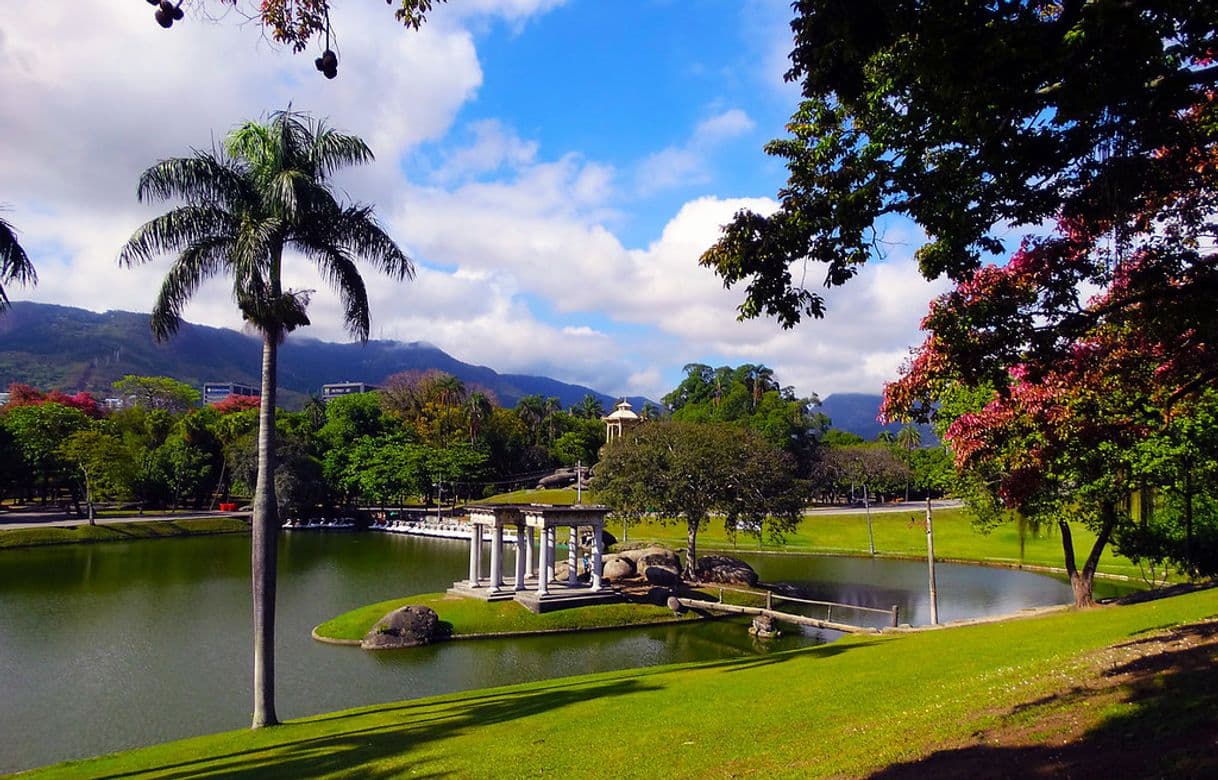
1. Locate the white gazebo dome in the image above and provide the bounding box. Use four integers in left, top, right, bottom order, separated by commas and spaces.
602, 399, 641, 441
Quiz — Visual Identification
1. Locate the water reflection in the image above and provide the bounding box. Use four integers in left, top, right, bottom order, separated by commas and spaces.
0, 533, 1132, 773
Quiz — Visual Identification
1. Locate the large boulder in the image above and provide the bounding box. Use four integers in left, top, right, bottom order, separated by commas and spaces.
361, 606, 446, 650
553, 561, 586, 582
694, 555, 759, 587
601, 555, 635, 581
537, 468, 577, 489
639, 553, 681, 586
618, 546, 680, 568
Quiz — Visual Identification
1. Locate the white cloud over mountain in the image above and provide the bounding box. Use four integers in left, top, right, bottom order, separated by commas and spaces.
0, 1, 943, 403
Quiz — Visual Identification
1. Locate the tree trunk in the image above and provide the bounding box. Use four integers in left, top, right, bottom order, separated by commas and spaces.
686, 520, 698, 579
251, 332, 280, 728
1184, 469, 1194, 576
1059, 502, 1117, 608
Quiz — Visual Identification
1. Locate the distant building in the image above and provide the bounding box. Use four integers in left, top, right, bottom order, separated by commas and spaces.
102, 397, 125, 411
601, 399, 641, 442
203, 381, 259, 405
322, 381, 378, 403
0, 392, 9, 406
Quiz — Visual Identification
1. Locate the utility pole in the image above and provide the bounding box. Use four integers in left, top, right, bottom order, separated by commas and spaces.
926, 495, 939, 625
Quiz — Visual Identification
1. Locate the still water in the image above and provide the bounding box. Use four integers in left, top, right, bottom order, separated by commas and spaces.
0, 532, 1132, 773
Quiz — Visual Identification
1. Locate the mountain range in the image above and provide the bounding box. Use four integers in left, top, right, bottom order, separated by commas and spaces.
816, 392, 938, 446
0, 301, 931, 442
0, 302, 651, 411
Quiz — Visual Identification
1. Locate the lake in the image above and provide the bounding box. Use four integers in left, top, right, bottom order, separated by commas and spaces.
0, 531, 1133, 773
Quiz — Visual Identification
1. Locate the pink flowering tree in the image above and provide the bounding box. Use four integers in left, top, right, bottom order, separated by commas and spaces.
884, 213, 1218, 605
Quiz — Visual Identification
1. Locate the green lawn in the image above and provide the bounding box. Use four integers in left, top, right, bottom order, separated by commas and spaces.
479, 487, 590, 505
29, 587, 1218, 778
314, 591, 696, 642
622, 508, 1153, 580
0, 517, 250, 549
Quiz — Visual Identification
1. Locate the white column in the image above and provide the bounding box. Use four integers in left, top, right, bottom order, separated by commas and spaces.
591, 522, 604, 591
567, 526, 578, 586
537, 527, 550, 596
525, 527, 535, 578
490, 523, 503, 592
544, 527, 556, 585
467, 524, 477, 585
470, 524, 479, 585
514, 523, 527, 591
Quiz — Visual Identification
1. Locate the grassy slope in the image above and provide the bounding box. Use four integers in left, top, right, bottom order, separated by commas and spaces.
30, 588, 1218, 779
479, 487, 587, 505
314, 592, 695, 641
0, 517, 250, 549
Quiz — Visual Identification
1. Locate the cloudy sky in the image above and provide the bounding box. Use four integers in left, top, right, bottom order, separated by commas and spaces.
0, 1, 949, 402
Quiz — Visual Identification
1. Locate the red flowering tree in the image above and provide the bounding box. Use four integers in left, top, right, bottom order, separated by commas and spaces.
210, 394, 261, 415
5, 383, 105, 419
884, 217, 1218, 605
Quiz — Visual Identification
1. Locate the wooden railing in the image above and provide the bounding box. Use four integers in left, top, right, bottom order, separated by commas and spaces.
700, 583, 901, 629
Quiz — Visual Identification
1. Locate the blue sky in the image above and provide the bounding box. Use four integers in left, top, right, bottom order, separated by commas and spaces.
0, 1, 949, 402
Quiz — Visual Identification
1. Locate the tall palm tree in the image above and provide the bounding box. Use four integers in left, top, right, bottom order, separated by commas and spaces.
542, 396, 562, 444
896, 424, 922, 501
574, 393, 604, 420
0, 211, 37, 311
119, 109, 412, 728
464, 391, 493, 443
515, 394, 545, 445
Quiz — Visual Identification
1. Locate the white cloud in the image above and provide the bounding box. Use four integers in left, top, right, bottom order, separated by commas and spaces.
431, 119, 539, 182
635, 108, 755, 195
1, 0, 943, 404
693, 109, 756, 145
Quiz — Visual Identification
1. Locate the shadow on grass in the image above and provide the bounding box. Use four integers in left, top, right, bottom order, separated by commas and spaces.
92, 676, 660, 780
869, 621, 1218, 779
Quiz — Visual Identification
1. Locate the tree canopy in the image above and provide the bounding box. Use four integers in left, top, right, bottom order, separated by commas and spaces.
663, 363, 827, 471
151, 2, 446, 77
700, 1, 1218, 327
595, 420, 806, 574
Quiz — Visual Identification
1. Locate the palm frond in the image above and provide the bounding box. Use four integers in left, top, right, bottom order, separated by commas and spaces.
0, 214, 37, 311
325, 205, 414, 281
301, 242, 371, 341
149, 237, 234, 340
227, 217, 281, 287
136, 153, 249, 207
225, 121, 276, 175
119, 206, 239, 267
309, 125, 374, 181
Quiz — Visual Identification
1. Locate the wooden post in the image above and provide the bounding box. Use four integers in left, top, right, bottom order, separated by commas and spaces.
766, 590, 773, 610
719, 587, 724, 603
891, 605, 900, 627
826, 606, 832, 623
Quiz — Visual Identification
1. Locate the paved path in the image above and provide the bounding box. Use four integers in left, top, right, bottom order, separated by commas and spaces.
804, 499, 962, 515
1, 499, 963, 532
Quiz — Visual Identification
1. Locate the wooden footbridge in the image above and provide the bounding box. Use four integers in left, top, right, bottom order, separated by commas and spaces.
678, 584, 903, 635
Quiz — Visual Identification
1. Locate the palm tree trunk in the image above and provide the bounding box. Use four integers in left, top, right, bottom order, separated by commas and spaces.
251, 332, 280, 728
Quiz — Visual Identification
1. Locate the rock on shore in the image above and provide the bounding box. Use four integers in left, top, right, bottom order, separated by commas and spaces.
361, 605, 447, 650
